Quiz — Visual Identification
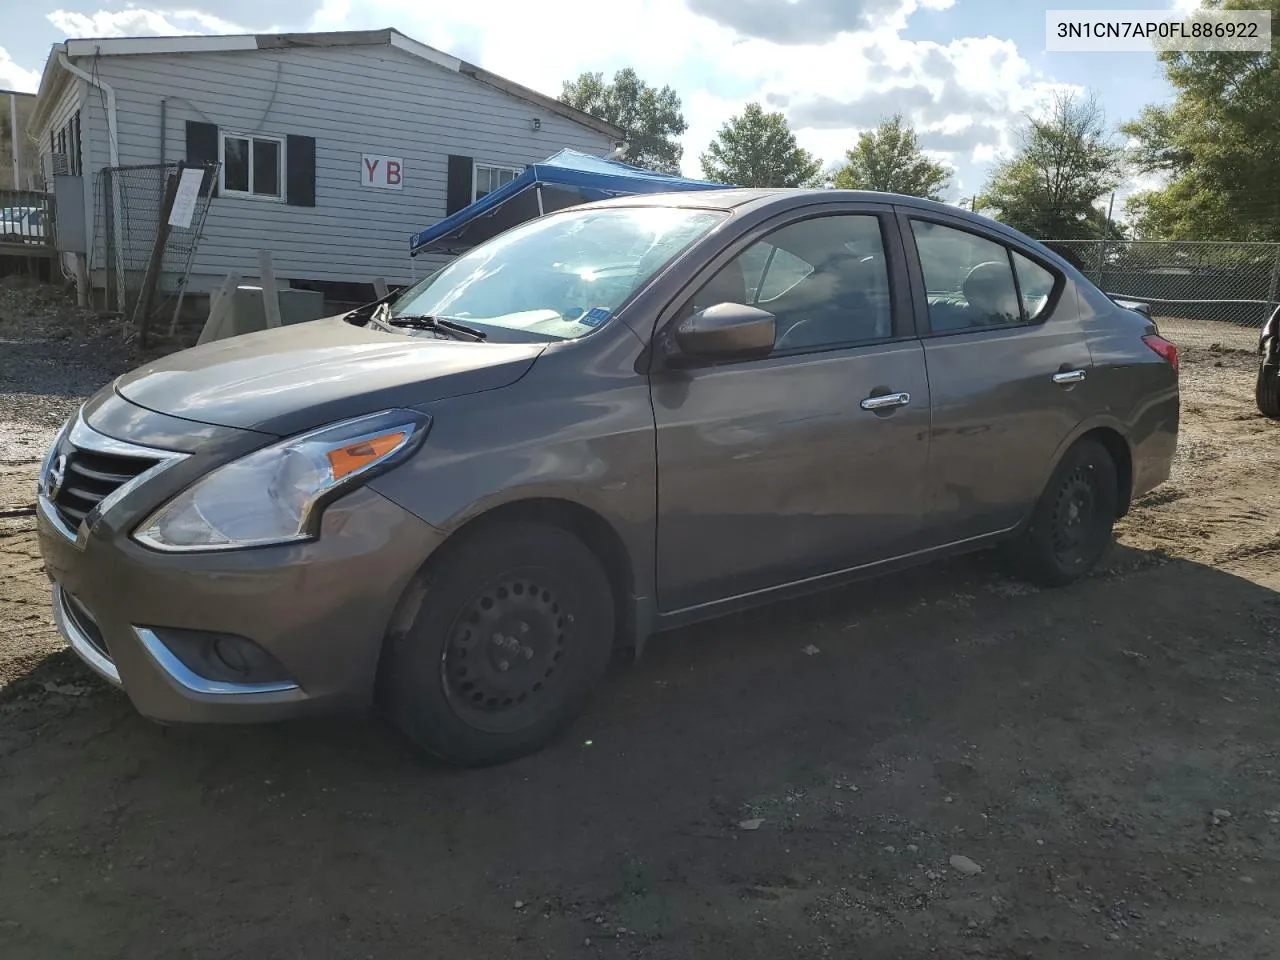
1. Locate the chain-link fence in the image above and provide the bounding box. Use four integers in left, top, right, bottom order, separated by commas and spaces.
1042, 239, 1280, 327
93, 161, 218, 339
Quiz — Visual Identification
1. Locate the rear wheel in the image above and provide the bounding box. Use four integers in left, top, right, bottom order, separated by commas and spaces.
381, 521, 614, 766
1006, 437, 1119, 587
1258, 361, 1280, 420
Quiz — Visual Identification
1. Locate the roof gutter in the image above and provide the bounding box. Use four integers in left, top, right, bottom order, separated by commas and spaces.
58, 52, 117, 165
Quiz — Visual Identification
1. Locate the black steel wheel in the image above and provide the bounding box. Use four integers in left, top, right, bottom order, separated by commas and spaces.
1005, 437, 1119, 587
381, 520, 614, 766
441, 572, 576, 735
1048, 464, 1104, 569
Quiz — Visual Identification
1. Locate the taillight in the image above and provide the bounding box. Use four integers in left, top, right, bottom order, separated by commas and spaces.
1143, 334, 1179, 373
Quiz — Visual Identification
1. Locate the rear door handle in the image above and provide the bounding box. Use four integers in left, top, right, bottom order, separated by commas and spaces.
860, 391, 911, 411
1052, 369, 1087, 385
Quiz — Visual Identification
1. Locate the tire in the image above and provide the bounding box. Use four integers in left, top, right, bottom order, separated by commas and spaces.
1005, 437, 1119, 588
1258, 362, 1280, 420
380, 520, 615, 766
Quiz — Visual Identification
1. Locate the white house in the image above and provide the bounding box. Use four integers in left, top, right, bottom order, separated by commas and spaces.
28, 29, 624, 305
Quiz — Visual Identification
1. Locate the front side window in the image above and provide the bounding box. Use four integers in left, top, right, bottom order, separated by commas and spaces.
911, 220, 1022, 332
474, 163, 522, 201
221, 133, 284, 198
389, 206, 725, 341
685, 214, 894, 352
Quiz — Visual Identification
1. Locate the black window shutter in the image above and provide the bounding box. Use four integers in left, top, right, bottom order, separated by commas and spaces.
446, 155, 473, 215
286, 135, 316, 207
185, 120, 219, 197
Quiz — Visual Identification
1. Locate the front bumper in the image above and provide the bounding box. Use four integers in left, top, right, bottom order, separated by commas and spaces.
37, 410, 446, 724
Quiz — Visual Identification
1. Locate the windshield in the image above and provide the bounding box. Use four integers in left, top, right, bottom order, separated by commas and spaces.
389, 206, 726, 340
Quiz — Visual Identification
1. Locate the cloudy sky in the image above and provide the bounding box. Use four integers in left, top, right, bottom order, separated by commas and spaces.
0, 0, 1194, 204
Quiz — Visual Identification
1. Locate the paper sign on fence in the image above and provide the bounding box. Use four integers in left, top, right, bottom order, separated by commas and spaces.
168, 168, 207, 229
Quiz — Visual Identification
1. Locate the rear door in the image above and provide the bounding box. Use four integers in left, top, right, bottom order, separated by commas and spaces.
650, 204, 932, 613
898, 209, 1096, 545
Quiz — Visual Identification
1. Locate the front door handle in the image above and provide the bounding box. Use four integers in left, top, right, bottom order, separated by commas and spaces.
1052, 369, 1087, 385
860, 391, 911, 411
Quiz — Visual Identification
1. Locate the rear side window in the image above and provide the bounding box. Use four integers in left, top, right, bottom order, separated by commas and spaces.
911, 220, 1023, 332
1012, 251, 1056, 320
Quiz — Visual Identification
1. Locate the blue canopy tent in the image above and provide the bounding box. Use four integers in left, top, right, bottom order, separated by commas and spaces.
409, 149, 725, 257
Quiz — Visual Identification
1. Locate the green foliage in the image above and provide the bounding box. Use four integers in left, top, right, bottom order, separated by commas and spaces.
979, 91, 1123, 239
830, 114, 951, 200
560, 68, 687, 174
1121, 0, 1280, 239
699, 103, 825, 188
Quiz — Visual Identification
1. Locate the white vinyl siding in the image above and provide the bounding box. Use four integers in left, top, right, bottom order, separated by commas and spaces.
79, 43, 614, 291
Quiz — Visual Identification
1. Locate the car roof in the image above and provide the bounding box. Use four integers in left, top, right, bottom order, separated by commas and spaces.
574, 189, 1080, 279
580, 188, 1005, 229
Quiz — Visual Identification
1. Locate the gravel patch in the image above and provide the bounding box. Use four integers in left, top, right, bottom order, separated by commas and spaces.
0, 278, 142, 461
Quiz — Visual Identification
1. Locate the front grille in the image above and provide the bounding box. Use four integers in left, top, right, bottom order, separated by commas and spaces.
52, 441, 159, 532
63, 591, 113, 663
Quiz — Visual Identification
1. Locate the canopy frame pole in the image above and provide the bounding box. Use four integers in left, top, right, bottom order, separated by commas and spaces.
536, 184, 545, 216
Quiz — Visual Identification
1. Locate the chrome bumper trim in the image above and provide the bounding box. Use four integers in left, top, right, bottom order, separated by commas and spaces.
133, 628, 302, 697
52, 584, 122, 686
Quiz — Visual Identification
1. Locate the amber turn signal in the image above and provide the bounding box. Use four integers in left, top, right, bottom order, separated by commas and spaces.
325, 431, 408, 480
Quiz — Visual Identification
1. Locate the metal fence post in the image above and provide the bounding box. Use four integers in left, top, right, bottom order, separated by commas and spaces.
1265, 243, 1280, 326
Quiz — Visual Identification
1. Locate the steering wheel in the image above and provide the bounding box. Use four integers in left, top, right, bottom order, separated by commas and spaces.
775, 312, 846, 351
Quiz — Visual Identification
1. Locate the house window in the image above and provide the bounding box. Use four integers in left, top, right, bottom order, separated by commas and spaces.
473, 162, 522, 202
219, 132, 284, 199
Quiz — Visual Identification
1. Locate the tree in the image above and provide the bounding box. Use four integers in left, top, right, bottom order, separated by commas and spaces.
560, 68, 687, 174
830, 114, 951, 200
979, 91, 1123, 239
699, 103, 824, 187
1121, 0, 1280, 240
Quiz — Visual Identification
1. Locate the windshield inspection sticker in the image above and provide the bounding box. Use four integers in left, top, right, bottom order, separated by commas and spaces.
580, 307, 611, 328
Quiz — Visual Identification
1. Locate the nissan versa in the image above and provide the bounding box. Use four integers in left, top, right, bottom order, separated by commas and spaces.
37, 190, 1180, 765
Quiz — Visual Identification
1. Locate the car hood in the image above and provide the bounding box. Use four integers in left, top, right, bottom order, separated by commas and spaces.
114, 316, 546, 435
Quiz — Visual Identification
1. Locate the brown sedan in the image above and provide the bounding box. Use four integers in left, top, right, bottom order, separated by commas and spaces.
37, 190, 1180, 764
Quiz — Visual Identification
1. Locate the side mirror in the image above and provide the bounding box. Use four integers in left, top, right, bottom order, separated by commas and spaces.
669, 302, 776, 365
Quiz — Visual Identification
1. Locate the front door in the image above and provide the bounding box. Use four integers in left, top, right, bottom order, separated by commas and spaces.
901, 213, 1098, 544
651, 209, 931, 613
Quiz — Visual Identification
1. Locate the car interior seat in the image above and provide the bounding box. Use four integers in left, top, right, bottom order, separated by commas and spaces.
961, 261, 1021, 326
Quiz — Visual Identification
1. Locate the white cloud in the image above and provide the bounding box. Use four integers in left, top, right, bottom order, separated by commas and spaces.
351, 0, 1071, 191
0, 46, 41, 92
47, 8, 251, 39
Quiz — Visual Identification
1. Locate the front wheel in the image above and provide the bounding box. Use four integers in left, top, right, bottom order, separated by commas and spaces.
1005, 437, 1119, 587
1258, 361, 1280, 420
380, 520, 615, 766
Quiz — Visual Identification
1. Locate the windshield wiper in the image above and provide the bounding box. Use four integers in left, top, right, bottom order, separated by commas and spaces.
346, 289, 400, 324
382, 311, 487, 341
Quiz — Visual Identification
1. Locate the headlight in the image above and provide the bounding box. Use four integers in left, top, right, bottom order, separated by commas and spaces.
133, 410, 430, 552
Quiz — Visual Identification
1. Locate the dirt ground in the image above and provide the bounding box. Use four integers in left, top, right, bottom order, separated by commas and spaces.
1, 283, 1278, 960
